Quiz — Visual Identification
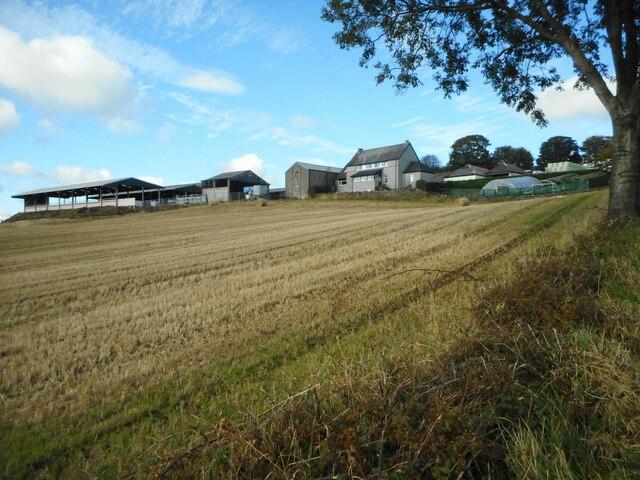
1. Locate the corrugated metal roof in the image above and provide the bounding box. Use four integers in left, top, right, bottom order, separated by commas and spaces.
346, 141, 411, 167
11, 177, 164, 199
202, 170, 269, 185
294, 162, 342, 174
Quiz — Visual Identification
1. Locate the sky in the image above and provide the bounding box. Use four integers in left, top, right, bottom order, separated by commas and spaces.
0, 0, 613, 220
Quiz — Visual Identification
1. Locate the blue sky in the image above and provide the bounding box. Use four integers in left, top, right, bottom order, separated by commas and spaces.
0, 0, 612, 219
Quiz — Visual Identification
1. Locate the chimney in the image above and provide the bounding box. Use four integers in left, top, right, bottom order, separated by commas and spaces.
405, 140, 410, 144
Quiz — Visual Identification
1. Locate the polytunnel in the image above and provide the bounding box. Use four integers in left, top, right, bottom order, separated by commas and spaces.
482, 176, 542, 190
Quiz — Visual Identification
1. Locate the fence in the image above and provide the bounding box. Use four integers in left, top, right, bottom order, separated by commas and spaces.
437, 174, 608, 198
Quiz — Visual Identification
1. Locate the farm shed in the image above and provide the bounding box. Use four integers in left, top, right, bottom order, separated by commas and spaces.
11, 178, 163, 213
96, 183, 205, 206
482, 176, 542, 191
201, 170, 269, 202
285, 162, 342, 198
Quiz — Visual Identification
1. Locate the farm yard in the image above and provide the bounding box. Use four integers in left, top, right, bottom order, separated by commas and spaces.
2, 190, 638, 478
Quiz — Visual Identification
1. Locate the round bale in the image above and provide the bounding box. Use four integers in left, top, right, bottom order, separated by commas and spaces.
257, 198, 268, 207
458, 197, 470, 207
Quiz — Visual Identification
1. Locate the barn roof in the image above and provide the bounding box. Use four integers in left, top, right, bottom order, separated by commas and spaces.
11, 178, 164, 199
293, 162, 342, 174
203, 170, 269, 185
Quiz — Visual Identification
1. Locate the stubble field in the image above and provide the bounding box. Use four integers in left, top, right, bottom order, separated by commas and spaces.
0, 192, 607, 477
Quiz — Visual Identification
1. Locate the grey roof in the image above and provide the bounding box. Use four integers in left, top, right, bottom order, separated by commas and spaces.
12, 177, 163, 199
485, 161, 526, 176
337, 168, 347, 180
431, 172, 450, 182
403, 161, 431, 174
203, 170, 269, 185
445, 164, 489, 178
269, 187, 285, 193
346, 141, 412, 167
293, 162, 342, 174
351, 168, 383, 178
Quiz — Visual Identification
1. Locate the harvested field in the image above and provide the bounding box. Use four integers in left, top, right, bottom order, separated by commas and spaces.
0, 192, 608, 477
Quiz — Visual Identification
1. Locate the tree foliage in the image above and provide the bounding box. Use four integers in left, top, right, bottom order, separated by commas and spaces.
582, 135, 614, 170
420, 154, 443, 171
322, 0, 640, 218
537, 136, 581, 169
492, 145, 534, 170
448, 135, 492, 169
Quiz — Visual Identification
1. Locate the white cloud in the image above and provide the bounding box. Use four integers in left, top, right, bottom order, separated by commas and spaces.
0, 1, 246, 96
121, 0, 224, 31
37, 118, 58, 133
290, 115, 314, 129
52, 165, 112, 184
0, 98, 19, 135
0, 161, 37, 177
139, 175, 164, 185
537, 77, 615, 121
224, 153, 265, 175
0, 27, 139, 130
178, 70, 245, 95
157, 122, 177, 142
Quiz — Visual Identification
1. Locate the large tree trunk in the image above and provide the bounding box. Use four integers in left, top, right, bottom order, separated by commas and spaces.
608, 112, 640, 219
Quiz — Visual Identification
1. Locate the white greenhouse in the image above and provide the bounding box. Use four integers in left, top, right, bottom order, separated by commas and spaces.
482, 176, 542, 191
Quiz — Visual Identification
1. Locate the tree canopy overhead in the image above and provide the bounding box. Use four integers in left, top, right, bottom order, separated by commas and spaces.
322, 1, 640, 218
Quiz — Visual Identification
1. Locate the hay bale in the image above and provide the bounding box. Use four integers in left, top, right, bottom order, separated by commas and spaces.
458, 197, 470, 207
257, 198, 268, 207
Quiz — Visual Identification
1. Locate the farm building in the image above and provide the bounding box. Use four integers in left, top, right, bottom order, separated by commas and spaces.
403, 161, 434, 187
485, 161, 526, 177
444, 164, 489, 182
337, 141, 420, 193
11, 178, 164, 213
201, 170, 270, 202
268, 188, 286, 200
285, 162, 342, 199
95, 183, 205, 206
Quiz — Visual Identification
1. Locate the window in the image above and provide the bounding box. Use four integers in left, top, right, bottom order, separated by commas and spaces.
409, 174, 415, 183
384, 175, 388, 184
338, 179, 346, 186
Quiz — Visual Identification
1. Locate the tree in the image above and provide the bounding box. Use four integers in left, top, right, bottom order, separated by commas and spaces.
420, 154, 442, 173
448, 134, 492, 169
582, 135, 614, 170
492, 146, 534, 170
322, 1, 640, 218
420, 154, 443, 172
537, 136, 581, 169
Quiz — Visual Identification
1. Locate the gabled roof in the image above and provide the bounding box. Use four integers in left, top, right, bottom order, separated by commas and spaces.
293, 162, 342, 174
403, 161, 432, 174
203, 170, 269, 185
351, 168, 383, 178
12, 177, 163, 199
346, 141, 414, 167
445, 164, 489, 178
485, 161, 526, 177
